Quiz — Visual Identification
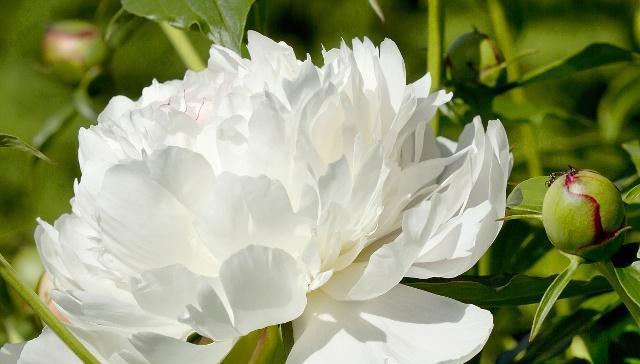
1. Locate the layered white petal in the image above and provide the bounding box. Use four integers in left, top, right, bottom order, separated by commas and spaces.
407, 118, 512, 279
0, 328, 82, 364
288, 285, 493, 364
20, 30, 510, 363
124, 333, 235, 364
132, 245, 308, 341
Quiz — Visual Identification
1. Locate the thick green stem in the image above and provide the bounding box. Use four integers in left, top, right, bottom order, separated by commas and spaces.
487, 0, 543, 177
595, 261, 640, 325
0, 253, 101, 364
487, 0, 524, 102
159, 22, 205, 71
520, 123, 543, 177
427, 0, 444, 135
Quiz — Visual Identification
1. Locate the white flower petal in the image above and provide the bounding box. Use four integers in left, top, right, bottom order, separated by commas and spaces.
379, 39, 406, 111
407, 118, 512, 279
218, 245, 308, 334
0, 343, 22, 364
95, 154, 215, 274
27, 31, 510, 363
51, 290, 188, 338
196, 173, 313, 261
127, 332, 234, 364
180, 245, 308, 339
131, 264, 210, 322
0, 327, 82, 364
289, 285, 493, 364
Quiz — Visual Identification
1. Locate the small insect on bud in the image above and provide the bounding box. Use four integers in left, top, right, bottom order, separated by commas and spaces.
42, 20, 107, 83
542, 166, 627, 261
444, 29, 506, 88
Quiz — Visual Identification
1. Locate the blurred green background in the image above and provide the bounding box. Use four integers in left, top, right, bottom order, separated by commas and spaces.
2, 0, 640, 363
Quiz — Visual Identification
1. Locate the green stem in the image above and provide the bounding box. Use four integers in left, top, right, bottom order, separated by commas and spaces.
487, 0, 524, 102
595, 261, 640, 325
0, 253, 101, 364
427, 0, 444, 135
478, 253, 491, 276
520, 123, 543, 177
159, 22, 205, 71
487, 0, 543, 177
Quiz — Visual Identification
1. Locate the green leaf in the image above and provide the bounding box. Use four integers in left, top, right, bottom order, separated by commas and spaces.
608, 332, 640, 363
581, 299, 640, 364
613, 264, 640, 307
520, 292, 621, 363
624, 184, 640, 204
500, 213, 542, 222
595, 261, 640, 326
597, 67, 640, 142
0, 133, 52, 163
623, 140, 640, 174
489, 220, 551, 274
222, 326, 285, 364
403, 272, 609, 309
73, 66, 102, 121
507, 176, 549, 214
280, 322, 293, 360
104, 8, 146, 49
498, 43, 639, 93
121, 0, 256, 52
530, 255, 584, 340
32, 103, 76, 150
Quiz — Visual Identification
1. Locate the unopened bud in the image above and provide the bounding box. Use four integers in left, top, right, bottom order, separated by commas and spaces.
445, 30, 506, 88
42, 20, 107, 83
542, 167, 627, 261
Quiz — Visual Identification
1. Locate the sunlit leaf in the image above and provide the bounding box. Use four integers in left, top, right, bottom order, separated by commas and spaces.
222, 325, 285, 364
404, 271, 609, 309
0, 133, 52, 163
530, 255, 583, 340
498, 43, 639, 93
506, 176, 549, 214
624, 184, 640, 204
121, 0, 255, 52
613, 264, 640, 307
623, 140, 640, 174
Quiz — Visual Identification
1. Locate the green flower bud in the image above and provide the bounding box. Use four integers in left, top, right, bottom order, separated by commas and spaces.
542, 167, 627, 261
445, 30, 506, 88
42, 20, 107, 83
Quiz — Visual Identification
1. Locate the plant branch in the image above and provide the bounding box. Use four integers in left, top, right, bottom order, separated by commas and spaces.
159, 22, 206, 71
0, 252, 101, 364
487, 0, 524, 102
427, 0, 444, 135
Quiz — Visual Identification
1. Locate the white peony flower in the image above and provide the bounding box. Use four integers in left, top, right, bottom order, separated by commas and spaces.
2, 31, 511, 363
